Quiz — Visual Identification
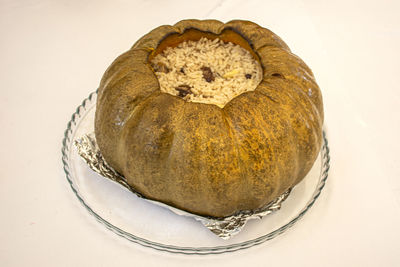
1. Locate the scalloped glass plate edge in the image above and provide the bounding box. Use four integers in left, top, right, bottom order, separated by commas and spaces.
61, 90, 330, 255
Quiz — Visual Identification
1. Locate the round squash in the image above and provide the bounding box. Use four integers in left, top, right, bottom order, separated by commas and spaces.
95, 19, 324, 218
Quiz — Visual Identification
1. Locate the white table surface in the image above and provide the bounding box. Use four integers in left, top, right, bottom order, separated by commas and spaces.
1, 0, 400, 266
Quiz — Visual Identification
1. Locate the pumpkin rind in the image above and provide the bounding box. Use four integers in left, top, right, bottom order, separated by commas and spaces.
95, 19, 324, 217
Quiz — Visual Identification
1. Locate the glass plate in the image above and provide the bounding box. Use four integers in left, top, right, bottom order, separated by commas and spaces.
62, 91, 330, 255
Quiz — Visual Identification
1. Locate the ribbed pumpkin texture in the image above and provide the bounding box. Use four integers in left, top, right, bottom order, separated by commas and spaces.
95, 19, 324, 217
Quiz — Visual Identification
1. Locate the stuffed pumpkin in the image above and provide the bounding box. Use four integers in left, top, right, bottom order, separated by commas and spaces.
94, 19, 324, 218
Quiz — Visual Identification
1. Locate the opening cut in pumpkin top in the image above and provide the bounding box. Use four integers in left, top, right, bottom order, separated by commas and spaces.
150, 37, 263, 108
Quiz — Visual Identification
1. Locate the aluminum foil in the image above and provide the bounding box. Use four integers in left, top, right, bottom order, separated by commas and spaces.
74, 133, 291, 239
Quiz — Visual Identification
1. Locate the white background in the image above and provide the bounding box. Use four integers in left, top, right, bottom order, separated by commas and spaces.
1, 0, 400, 266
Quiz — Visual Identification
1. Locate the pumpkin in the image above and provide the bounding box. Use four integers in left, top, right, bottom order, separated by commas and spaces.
94, 19, 324, 218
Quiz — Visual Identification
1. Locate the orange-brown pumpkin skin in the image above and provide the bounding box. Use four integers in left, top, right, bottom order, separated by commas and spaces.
95, 19, 324, 218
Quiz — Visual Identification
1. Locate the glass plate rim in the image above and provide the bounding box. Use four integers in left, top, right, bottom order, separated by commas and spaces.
61, 90, 330, 255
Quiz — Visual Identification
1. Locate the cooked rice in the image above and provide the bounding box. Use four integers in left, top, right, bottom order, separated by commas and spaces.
150, 37, 263, 107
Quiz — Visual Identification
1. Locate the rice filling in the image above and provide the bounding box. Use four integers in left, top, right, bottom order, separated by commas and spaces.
150, 37, 263, 107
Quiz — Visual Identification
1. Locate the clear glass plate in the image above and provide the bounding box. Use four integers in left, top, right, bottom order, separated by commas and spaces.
62, 91, 330, 255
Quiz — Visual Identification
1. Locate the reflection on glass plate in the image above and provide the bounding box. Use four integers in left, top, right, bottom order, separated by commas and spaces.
62, 91, 330, 254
